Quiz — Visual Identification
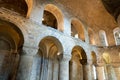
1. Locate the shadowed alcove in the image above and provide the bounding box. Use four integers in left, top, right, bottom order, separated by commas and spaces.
0, 19, 24, 80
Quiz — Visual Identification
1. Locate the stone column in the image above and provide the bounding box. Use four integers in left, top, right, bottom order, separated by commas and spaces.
16, 46, 38, 80
30, 2, 44, 24
92, 65, 97, 80
53, 59, 59, 80
96, 66, 106, 80
83, 64, 93, 80
104, 64, 117, 80
59, 55, 71, 80
114, 66, 120, 80
30, 55, 42, 80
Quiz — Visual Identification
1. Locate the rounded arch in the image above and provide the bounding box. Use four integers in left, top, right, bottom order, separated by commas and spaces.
71, 45, 87, 64
113, 27, 120, 45
44, 4, 64, 31
88, 28, 95, 45
102, 52, 111, 64
39, 36, 63, 59
71, 18, 85, 41
0, 19, 24, 51
99, 30, 108, 46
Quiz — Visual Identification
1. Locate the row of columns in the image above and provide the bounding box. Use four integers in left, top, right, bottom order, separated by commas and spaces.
16, 47, 120, 80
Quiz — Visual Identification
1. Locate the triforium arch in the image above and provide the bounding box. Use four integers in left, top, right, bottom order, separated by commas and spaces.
0, 0, 33, 18
31, 36, 63, 80
42, 4, 64, 31
88, 28, 95, 45
0, 19, 24, 80
99, 30, 108, 46
71, 18, 85, 41
113, 27, 120, 45
102, 52, 117, 80
69, 45, 87, 80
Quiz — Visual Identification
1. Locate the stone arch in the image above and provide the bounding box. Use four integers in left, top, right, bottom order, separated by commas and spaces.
99, 30, 108, 46
31, 36, 63, 80
102, 52, 117, 80
0, 0, 28, 17
88, 28, 95, 45
71, 18, 85, 41
0, 19, 24, 50
42, 4, 64, 31
69, 45, 87, 80
39, 36, 63, 58
0, 19, 24, 80
113, 27, 120, 45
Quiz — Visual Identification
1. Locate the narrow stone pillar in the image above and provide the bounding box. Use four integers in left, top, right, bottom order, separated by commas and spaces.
30, 3, 44, 24
59, 55, 71, 80
69, 59, 83, 80
114, 67, 120, 80
104, 64, 117, 80
53, 59, 59, 80
47, 59, 53, 80
83, 64, 93, 80
30, 55, 42, 80
92, 65, 97, 80
16, 47, 38, 80
96, 66, 106, 80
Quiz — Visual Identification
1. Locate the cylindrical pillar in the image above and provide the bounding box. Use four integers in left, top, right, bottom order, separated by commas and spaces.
69, 60, 83, 80
59, 55, 71, 80
104, 64, 117, 80
16, 47, 38, 80
96, 66, 106, 80
114, 67, 120, 80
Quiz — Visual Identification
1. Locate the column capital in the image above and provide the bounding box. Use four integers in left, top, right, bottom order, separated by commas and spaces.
22, 46, 39, 56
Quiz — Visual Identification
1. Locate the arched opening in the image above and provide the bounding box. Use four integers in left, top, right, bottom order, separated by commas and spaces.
88, 28, 95, 45
69, 46, 87, 80
42, 10, 57, 29
113, 27, 120, 45
99, 30, 108, 46
102, 52, 116, 80
42, 4, 64, 31
91, 51, 97, 80
0, 0, 28, 17
0, 19, 24, 80
71, 18, 85, 41
31, 36, 63, 80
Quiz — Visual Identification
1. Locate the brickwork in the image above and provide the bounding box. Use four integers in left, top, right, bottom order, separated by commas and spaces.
0, 0, 119, 80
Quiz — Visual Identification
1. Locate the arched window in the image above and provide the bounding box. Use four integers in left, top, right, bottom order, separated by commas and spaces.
42, 10, 57, 29
88, 28, 95, 45
71, 18, 85, 41
99, 30, 108, 46
42, 4, 64, 31
113, 27, 120, 45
